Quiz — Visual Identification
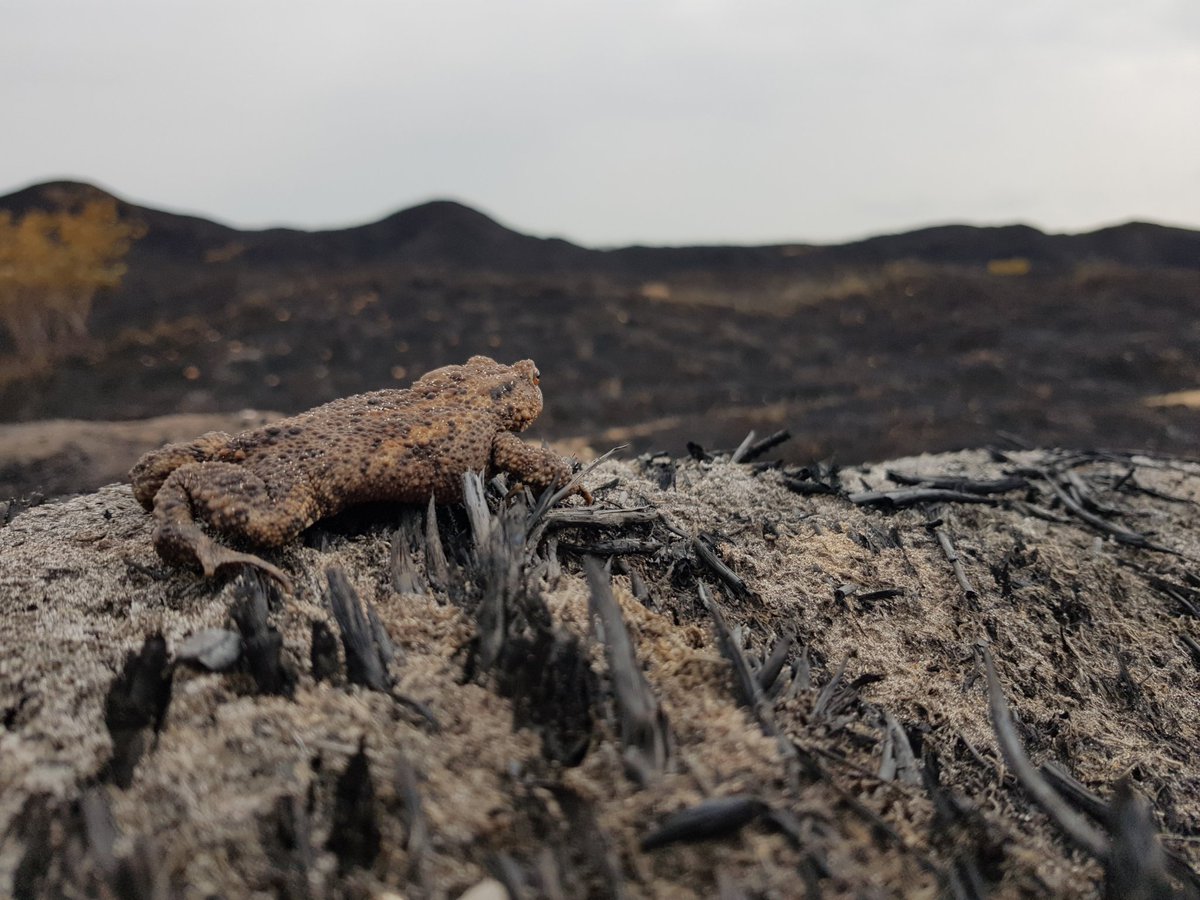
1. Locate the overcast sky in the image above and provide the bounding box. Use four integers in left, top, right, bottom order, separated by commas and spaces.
4, 1, 1198, 245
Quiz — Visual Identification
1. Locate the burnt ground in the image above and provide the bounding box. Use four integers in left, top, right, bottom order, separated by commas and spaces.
1, 445, 1199, 898
1, 182, 1199, 500
2, 263, 1200, 499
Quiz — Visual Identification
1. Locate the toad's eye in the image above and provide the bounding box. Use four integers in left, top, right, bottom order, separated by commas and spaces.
532, 369, 540, 385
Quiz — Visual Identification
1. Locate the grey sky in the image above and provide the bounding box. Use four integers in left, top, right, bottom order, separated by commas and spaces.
4, 0, 1198, 245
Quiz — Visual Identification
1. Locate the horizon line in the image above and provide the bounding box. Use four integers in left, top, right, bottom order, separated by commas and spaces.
3, 174, 1198, 252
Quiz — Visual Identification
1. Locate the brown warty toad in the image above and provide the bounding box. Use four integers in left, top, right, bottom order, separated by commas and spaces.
130, 356, 590, 589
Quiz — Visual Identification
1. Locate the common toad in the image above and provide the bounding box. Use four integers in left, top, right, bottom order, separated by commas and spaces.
130, 356, 590, 589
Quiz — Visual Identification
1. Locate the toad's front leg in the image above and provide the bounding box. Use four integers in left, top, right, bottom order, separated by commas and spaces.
149, 462, 320, 591
490, 431, 592, 503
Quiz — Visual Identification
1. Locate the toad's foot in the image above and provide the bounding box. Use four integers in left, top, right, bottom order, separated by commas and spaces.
149, 462, 315, 592
492, 432, 593, 504
152, 520, 294, 592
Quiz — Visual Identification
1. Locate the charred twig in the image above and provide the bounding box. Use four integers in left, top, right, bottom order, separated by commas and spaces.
102, 634, 173, 789
1062, 469, 1126, 517
462, 471, 517, 673
785, 646, 813, 698
326, 567, 390, 692
640, 795, 769, 851
1039, 761, 1110, 824
1008, 500, 1073, 524
886, 471, 1029, 495
1105, 780, 1176, 899
879, 711, 921, 785
394, 756, 429, 882
1181, 635, 1200, 671
699, 583, 803, 790
729, 431, 758, 464
424, 494, 450, 592
585, 559, 669, 786
736, 429, 792, 463
849, 488, 999, 509
781, 477, 840, 496
757, 634, 792, 693
812, 657, 849, 719
1120, 474, 1196, 505
326, 741, 381, 875
700, 582, 766, 715
231, 576, 296, 697
930, 524, 978, 603
310, 620, 339, 681
541, 507, 659, 529
981, 645, 1108, 858
560, 538, 663, 556
1043, 762, 1200, 894
390, 518, 425, 595
694, 535, 753, 601
1039, 470, 1174, 552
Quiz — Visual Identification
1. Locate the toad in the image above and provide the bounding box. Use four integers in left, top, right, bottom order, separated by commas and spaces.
130, 356, 590, 589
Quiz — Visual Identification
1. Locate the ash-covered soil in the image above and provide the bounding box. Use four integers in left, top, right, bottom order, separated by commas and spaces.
1, 448, 1199, 898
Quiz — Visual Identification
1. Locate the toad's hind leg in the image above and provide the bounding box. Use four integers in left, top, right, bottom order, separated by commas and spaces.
130, 431, 232, 510
151, 462, 319, 590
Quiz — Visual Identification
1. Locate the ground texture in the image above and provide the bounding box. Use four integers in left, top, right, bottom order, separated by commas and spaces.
1, 447, 1199, 898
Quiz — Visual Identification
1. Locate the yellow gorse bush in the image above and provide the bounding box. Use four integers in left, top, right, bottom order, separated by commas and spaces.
0, 199, 143, 361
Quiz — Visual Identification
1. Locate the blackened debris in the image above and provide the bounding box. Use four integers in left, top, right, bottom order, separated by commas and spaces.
921, 748, 1004, 897
103, 633, 172, 788
231, 576, 296, 697
1182, 634, 1200, 671
327, 742, 381, 875
1104, 780, 1175, 900
929, 523, 979, 605
779, 461, 841, 497
693, 534, 754, 601
640, 795, 769, 851
310, 620, 339, 682
734, 429, 792, 464
560, 537, 663, 556
259, 793, 315, 900
12, 795, 54, 899
757, 634, 792, 693
12, 790, 165, 900
586, 558, 669, 784
464, 472, 597, 764
850, 487, 999, 509
325, 567, 390, 692
395, 755, 430, 885
982, 646, 1108, 858
424, 494, 450, 592
541, 506, 659, 530
782, 477, 840, 496
390, 515, 426, 595
640, 452, 676, 491
1041, 763, 1200, 895
701, 582, 766, 715
498, 625, 597, 766
886, 471, 1029, 494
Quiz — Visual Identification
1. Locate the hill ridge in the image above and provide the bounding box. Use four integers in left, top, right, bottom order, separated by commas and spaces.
4, 178, 1199, 270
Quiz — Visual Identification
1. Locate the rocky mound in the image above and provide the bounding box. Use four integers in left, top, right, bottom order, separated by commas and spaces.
1, 447, 1199, 898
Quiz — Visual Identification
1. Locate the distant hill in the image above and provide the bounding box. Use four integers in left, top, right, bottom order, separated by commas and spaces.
3, 180, 1199, 278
